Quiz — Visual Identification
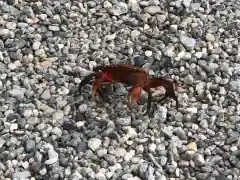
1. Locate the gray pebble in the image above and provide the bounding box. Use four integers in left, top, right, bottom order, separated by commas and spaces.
206, 33, 215, 42
116, 116, 131, 126
24, 140, 36, 153
162, 126, 173, 138
194, 153, 205, 166
174, 127, 188, 140
107, 2, 128, 16
180, 35, 196, 50
0, 138, 6, 148
184, 74, 194, 85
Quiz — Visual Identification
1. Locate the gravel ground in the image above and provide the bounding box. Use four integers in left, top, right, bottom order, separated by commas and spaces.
0, 0, 240, 180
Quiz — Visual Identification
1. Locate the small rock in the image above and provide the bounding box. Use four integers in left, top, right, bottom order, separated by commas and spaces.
78, 104, 88, 113
6, 22, 16, 30
163, 45, 175, 57
41, 89, 51, 100
206, 33, 215, 42
183, 0, 192, 7
180, 35, 196, 50
230, 80, 240, 91
51, 127, 62, 136
9, 88, 26, 99
76, 141, 88, 153
187, 142, 197, 152
88, 138, 101, 151
0, 29, 10, 36
174, 127, 187, 140
32, 41, 41, 50
116, 116, 131, 126
107, 2, 128, 16
12, 171, 31, 179
45, 149, 58, 165
0, 138, 6, 148
133, 55, 146, 67
49, 25, 60, 31
191, 3, 201, 10
24, 140, 36, 153
215, 175, 230, 180
52, 110, 64, 120
145, 50, 152, 57
10, 123, 18, 132
148, 143, 157, 153
162, 126, 173, 138
153, 105, 167, 122
97, 148, 108, 157
22, 162, 29, 169
114, 147, 127, 157
39, 60, 52, 68
184, 74, 194, 85
144, 6, 161, 15
194, 153, 205, 166
131, 30, 141, 40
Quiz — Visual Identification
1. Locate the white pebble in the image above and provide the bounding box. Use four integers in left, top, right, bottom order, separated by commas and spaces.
88, 138, 102, 151
22, 162, 29, 169
23, 109, 33, 117
145, 50, 152, 57
10, 123, 18, 132
79, 104, 88, 113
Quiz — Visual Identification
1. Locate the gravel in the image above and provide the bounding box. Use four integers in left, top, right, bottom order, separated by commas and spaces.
0, 0, 240, 180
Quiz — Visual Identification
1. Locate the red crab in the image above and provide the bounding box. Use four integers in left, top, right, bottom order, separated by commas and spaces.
78, 64, 184, 115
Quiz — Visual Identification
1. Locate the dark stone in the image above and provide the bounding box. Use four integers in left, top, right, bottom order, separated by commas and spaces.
133, 55, 146, 67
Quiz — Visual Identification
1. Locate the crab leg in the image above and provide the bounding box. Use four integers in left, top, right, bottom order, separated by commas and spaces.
128, 86, 142, 107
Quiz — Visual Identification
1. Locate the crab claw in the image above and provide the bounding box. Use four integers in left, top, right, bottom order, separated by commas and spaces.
128, 86, 142, 107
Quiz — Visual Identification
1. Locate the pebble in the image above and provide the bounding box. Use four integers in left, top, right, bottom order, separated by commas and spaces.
88, 138, 102, 151
0, 138, 6, 148
183, 0, 192, 7
116, 116, 131, 126
22, 162, 29, 169
184, 74, 194, 85
162, 126, 173, 138
52, 110, 64, 120
6, 22, 16, 29
45, 148, 59, 165
133, 55, 146, 67
107, 2, 128, 16
32, 41, 41, 50
144, 6, 161, 15
12, 171, 31, 179
24, 140, 36, 153
48, 25, 60, 31
180, 35, 196, 50
0, 29, 10, 36
78, 104, 88, 113
194, 153, 205, 166
51, 127, 62, 136
188, 142, 197, 153
145, 50, 152, 57
206, 33, 215, 42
